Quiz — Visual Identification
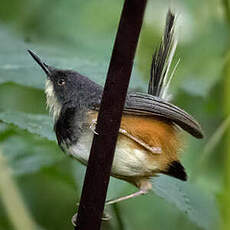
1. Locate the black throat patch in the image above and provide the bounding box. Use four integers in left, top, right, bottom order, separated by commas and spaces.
54, 106, 86, 148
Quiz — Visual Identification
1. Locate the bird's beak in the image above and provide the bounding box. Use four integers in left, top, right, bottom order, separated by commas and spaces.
28, 49, 52, 77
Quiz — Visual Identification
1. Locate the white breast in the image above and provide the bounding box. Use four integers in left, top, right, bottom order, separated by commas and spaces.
65, 130, 158, 177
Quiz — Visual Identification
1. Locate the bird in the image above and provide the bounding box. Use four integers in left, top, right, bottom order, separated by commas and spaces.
28, 10, 203, 208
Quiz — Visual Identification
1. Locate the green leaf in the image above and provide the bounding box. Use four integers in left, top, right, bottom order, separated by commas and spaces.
1, 132, 62, 176
152, 175, 220, 230
0, 110, 55, 141
73, 162, 220, 230
0, 24, 145, 91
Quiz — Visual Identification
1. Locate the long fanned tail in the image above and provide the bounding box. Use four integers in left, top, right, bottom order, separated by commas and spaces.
148, 10, 178, 100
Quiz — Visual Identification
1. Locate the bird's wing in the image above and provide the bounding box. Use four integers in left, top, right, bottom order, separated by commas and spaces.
124, 92, 203, 139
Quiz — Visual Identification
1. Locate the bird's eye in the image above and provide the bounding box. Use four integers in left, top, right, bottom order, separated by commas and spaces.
58, 79, 65, 86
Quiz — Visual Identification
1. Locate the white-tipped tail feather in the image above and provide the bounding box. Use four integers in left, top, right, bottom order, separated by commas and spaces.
148, 10, 178, 101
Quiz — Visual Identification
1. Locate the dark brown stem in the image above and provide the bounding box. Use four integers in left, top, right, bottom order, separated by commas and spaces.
75, 0, 147, 229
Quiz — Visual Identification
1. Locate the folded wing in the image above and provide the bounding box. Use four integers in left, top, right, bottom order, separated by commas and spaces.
124, 92, 203, 139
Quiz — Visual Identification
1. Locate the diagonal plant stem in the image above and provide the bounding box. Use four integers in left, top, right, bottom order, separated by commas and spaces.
199, 115, 230, 166
0, 149, 38, 230
219, 2, 230, 229
221, 51, 230, 230
222, 0, 230, 22
193, 114, 230, 180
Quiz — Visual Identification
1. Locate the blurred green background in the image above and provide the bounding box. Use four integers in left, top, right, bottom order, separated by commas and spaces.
0, 0, 229, 229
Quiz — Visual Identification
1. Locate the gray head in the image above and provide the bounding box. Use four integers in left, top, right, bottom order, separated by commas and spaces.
28, 50, 102, 120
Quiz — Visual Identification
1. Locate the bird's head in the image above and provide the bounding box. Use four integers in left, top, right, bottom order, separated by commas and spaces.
28, 50, 99, 120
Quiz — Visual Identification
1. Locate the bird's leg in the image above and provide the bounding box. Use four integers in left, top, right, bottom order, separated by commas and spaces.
106, 179, 152, 205
72, 182, 151, 225
105, 189, 148, 206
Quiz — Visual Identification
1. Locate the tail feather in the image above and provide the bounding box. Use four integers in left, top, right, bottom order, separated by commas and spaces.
164, 161, 187, 181
148, 10, 177, 100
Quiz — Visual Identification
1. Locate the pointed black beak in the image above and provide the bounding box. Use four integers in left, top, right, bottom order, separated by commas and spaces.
28, 49, 51, 77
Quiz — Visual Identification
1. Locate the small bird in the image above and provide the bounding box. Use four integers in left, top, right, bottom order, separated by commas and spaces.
28, 10, 203, 207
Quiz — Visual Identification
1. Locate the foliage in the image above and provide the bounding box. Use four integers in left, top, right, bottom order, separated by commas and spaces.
0, 0, 229, 230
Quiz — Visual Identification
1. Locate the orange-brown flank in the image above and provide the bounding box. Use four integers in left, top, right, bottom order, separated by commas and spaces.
120, 115, 182, 172
88, 112, 182, 185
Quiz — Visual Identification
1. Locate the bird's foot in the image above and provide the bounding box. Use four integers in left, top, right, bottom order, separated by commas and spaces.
90, 119, 99, 135
71, 210, 111, 226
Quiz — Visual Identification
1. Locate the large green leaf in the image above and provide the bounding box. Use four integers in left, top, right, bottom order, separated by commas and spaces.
0, 110, 55, 141
1, 133, 63, 176
114, 175, 220, 230
152, 175, 220, 230
0, 25, 146, 92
